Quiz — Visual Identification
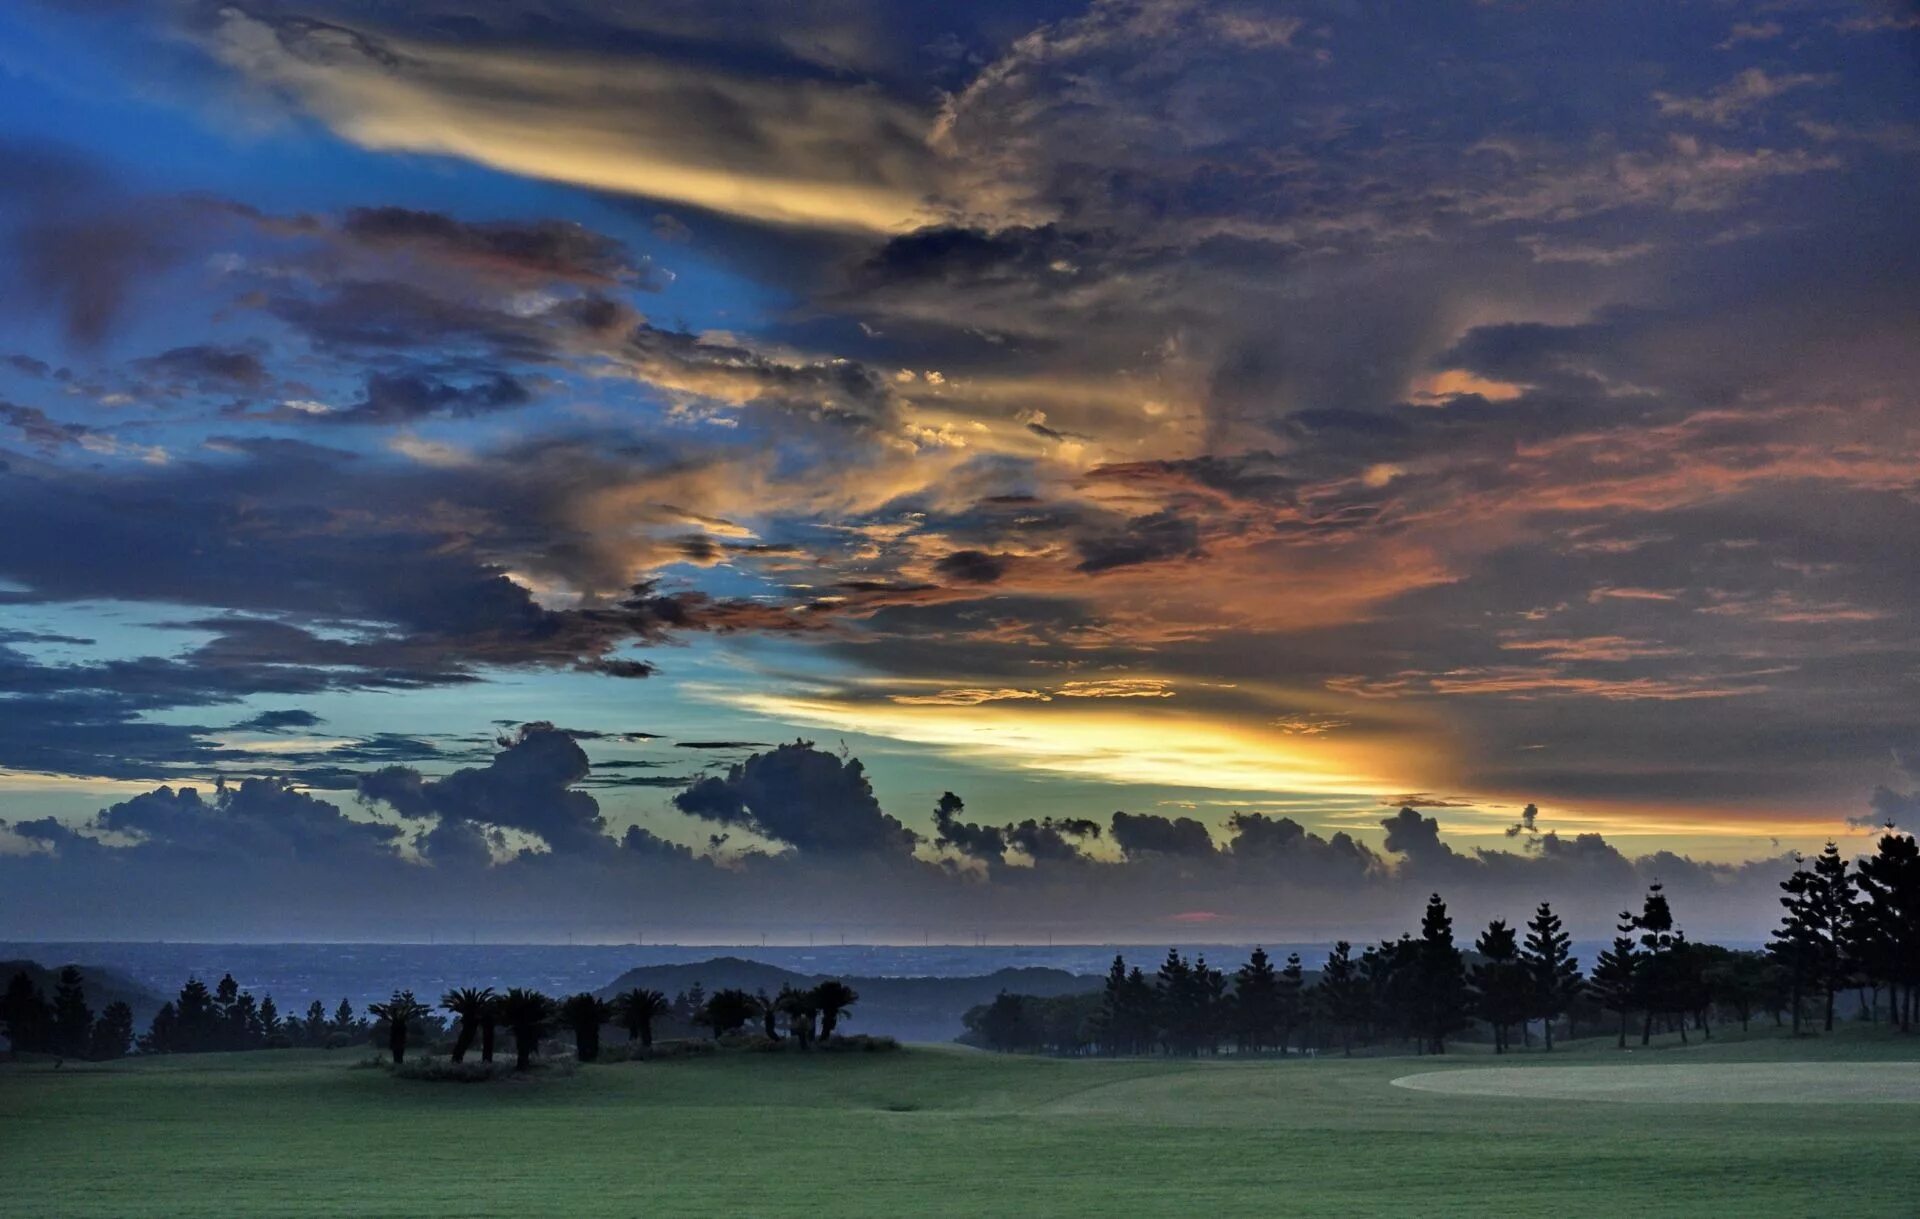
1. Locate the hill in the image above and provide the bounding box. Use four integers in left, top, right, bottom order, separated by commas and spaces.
598, 956, 1098, 1042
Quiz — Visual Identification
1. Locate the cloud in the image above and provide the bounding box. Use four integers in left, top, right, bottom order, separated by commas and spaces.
674, 740, 920, 855
356, 722, 607, 856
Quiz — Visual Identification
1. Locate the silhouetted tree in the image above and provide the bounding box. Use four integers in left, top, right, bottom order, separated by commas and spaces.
440, 987, 495, 1063
258, 995, 283, 1045
332, 998, 357, 1038
1856, 829, 1920, 1031
1413, 894, 1470, 1053
1521, 902, 1581, 1050
612, 988, 668, 1049
2, 971, 51, 1055
49, 967, 93, 1059
697, 988, 758, 1038
88, 1001, 134, 1061
1231, 948, 1280, 1053
368, 991, 430, 1064
1703, 949, 1772, 1032
302, 1000, 328, 1046
776, 984, 818, 1048
1780, 842, 1856, 1032
1471, 920, 1529, 1053
560, 993, 613, 1062
1591, 935, 1640, 1049
1276, 953, 1306, 1053
1623, 884, 1686, 1044
1319, 942, 1364, 1056
811, 980, 858, 1040
498, 988, 554, 1069
753, 989, 782, 1041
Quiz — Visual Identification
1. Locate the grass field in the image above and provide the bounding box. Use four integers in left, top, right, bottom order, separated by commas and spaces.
4, 1027, 1917, 1217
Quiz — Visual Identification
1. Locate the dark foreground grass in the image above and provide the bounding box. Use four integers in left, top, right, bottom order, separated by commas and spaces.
3, 1024, 1915, 1217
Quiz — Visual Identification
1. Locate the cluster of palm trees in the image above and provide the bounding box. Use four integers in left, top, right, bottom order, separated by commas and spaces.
370, 979, 862, 1068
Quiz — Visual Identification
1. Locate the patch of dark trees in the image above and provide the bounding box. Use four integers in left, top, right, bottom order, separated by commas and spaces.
964, 829, 1920, 1056
1, 967, 876, 1069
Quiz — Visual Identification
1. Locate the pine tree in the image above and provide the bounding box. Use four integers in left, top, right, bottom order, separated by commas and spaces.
1231, 948, 1280, 1054
1521, 902, 1581, 1050
1277, 952, 1306, 1053
175, 978, 216, 1053
333, 997, 356, 1036
50, 967, 94, 1059
2, 971, 53, 1055
1624, 885, 1685, 1044
1590, 935, 1640, 1049
258, 995, 282, 1043
88, 1001, 134, 1061
1318, 941, 1362, 1056
1414, 894, 1469, 1054
1471, 920, 1528, 1053
1856, 830, 1920, 1031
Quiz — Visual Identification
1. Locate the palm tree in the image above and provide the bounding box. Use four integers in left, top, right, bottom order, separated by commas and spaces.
753, 989, 782, 1041
439, 987, 495, 1064
498, 988, 554, 1069
611, 988, 669, 1050
695, 988, 758, 1038
367, 990, 431, 1064
777, 984, 818, 1049
559, 993, 613, 1062
811, 980, 858, 1040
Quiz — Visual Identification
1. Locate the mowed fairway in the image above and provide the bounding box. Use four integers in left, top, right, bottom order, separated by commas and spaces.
4, 1030, 1917, 1218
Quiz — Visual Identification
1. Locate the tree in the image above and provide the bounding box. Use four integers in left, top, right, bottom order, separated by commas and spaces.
498, 988, 555, 1069
302, 1000, 328, 1047
332, 998, 357, 1038
1590, 936, 1641, 1049
1772, 842, 1855, 1033
1318, 942, 1364, 1056
776, 984, 818, 1049
88, 1001, 134, 1061
1231, 948, 1280, 1053
968, 991, 1037, 1051
367, 991, 431, 1064
560, 993, 614, 1062
1471, 920, 1529, 1054
811, 980, 859, 1040
2, 971, 52, 1055
612, 988, 668, 1050
50, 967, 94, 1059
1704, 949, 1773, 1032
753, 990, 782, 1042
1413, 894, 1470, 1053
1856, 830, 1920, 1031
176, 978, 217, 1053
1521, 902, 1582, 1051
696, 988, 758, 1038
1276, 953, 1306, 1053
1624, 884, 1686, 1044
258, 995, 283, 1044
440, 988, 496, 1063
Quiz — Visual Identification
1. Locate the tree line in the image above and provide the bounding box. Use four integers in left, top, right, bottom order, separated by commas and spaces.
965, 829, 1920, 1056
3, 967, 869, 1068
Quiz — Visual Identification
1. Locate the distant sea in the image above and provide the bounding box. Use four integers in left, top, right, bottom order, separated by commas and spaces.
2, 938, 1647, 1012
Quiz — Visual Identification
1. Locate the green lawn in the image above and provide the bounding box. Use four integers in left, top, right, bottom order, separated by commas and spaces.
4, 1026, 1916, 1217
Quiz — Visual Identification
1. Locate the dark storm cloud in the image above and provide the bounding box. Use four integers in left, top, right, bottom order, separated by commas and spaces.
1110, 811, 1216, 859
356, 722, 608, 856
933, 549, 1008, 584
132, 345, 269, 391
231, 708, 323, 733
674, 740, 920, 855
322, 370, 534, 424
1074, 510, 1205, 574
338, 206, 654, 286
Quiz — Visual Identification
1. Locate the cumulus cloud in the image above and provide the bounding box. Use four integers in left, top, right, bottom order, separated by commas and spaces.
674, 740, 920, 855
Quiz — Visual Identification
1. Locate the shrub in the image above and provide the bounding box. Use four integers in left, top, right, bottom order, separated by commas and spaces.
387, 1055, 576, 1083
821, 1034, 899, 1053
598, 1038, 717, 1064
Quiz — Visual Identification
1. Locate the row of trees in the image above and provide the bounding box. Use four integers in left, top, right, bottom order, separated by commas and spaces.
970, 895, 1579, 1056
5, 969, 869, 1068
966, 830, 1920, 1056
1, 967, 136, 1061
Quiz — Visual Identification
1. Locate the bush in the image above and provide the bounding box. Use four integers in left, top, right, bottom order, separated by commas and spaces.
821, 1034, 899, 1053
387, 1056, 576, 1083
598, 1038, 717, 1064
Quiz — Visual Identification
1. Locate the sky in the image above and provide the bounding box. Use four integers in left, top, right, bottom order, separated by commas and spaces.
1, 0, 1917, 943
